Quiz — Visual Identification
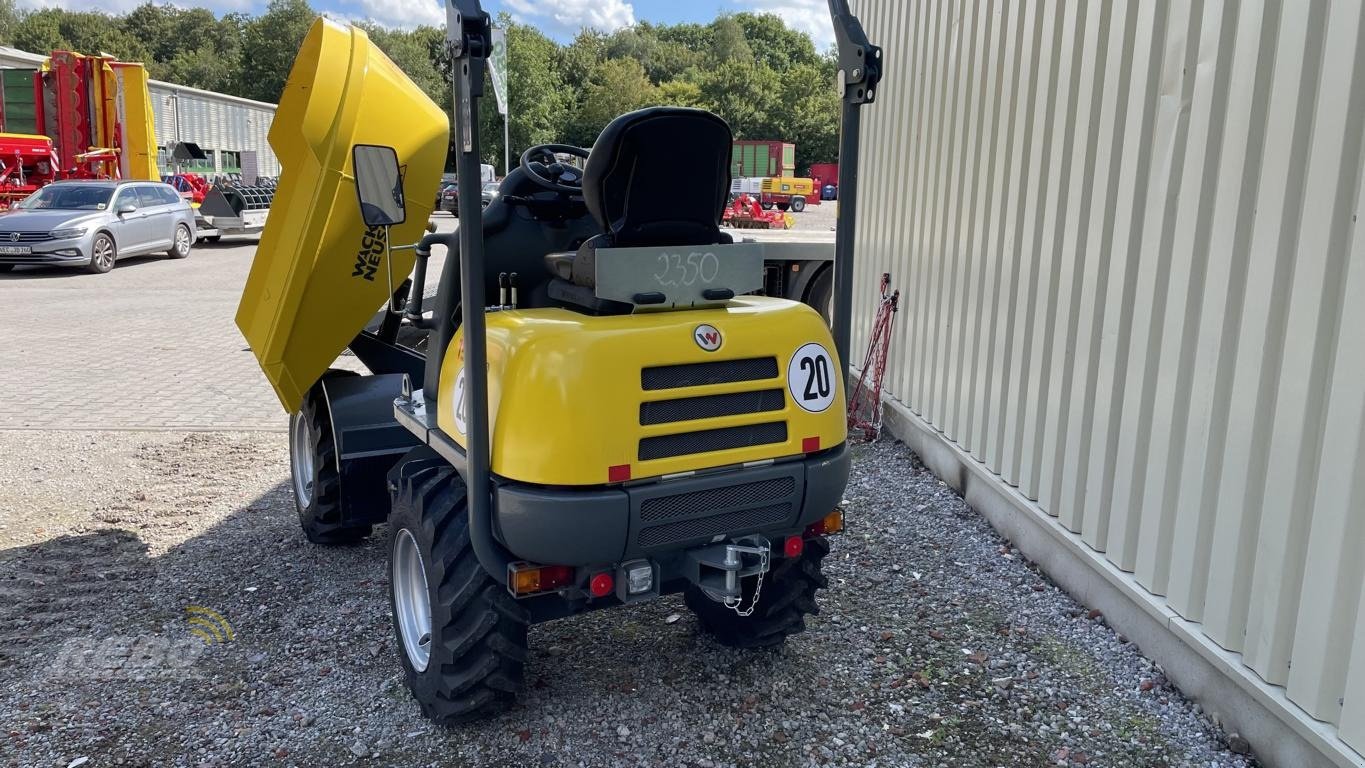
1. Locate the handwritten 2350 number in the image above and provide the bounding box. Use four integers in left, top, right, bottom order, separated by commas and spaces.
653, 251, 720, 288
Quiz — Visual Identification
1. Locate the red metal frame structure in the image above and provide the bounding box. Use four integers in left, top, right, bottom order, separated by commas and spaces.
0, 133, 61, 209
847, 272, 899, 441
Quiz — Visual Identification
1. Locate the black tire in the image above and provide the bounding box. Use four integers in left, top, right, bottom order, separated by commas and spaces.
760, 201, 774, 211
168, 223, 192, 259
684, 536, 829, 649
87, 232, 115, 274
805, 264, 834, 327
790, 196, 806, 213
388, 457, 529, 725
289, 370, 371, 545
777, 203, 790, 212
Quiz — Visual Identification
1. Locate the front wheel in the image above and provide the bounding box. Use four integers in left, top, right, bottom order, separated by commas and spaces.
685, 536, 829, 649
790, 196, 806, 213
87, 233, 116, 273
168, 224, 192, 259
289, 371, 371, 544
388, 457, 529, 725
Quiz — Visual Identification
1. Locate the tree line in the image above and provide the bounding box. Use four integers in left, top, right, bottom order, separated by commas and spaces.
0, 0, 840, 173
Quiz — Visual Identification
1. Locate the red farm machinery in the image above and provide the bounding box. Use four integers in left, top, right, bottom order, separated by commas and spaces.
0, 50, 159, 208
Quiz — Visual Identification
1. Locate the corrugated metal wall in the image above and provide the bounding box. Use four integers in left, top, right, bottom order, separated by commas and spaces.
148, 84, 280, 176
849, 0, 1365, 758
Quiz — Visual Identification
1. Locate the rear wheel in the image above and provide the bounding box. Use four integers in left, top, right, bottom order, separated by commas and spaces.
289, 370, 371, 545
805, 264, 834, 327
168, 224, 192, 258
777, 202, 790, 212
790, 196, 806, 213
685, 537, 829, 649
87, 233, 115, 274
388, 457, 529, 725
761, 201, 774, 211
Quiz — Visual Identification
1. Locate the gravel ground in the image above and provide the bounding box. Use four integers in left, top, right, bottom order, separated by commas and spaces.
784, 198, 838, 232
0, 431, 1256, 767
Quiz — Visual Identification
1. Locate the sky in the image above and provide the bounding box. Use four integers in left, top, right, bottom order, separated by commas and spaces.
14, 0, 838, 50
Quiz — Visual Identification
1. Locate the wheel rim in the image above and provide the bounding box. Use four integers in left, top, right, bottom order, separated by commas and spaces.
393, 528, 433, 672
175, 226, 190, 255
289, 413, 315, 507
94, 238, 114, 269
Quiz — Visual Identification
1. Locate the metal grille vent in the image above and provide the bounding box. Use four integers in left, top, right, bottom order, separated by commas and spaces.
0, 232, 53, 243
637, 503, 792, 548
638, 422, 787, 461
641, 357, 778, 390
639, 477, 796, 522
640, 388, 785, 425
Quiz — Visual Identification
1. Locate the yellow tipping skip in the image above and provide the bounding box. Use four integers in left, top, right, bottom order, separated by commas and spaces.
235, 19, 449, 412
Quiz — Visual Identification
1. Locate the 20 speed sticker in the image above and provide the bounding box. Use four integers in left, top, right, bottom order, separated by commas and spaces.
453, 368, 468, 435
787, 342, 836, 413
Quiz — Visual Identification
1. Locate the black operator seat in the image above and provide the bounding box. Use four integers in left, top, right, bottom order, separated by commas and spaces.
545, 107, 734, 300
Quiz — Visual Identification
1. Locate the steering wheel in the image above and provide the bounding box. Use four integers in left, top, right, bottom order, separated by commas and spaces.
520, 144, 591, 193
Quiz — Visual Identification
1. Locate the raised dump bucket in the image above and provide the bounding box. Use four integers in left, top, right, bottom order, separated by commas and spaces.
236, 18, 448, 412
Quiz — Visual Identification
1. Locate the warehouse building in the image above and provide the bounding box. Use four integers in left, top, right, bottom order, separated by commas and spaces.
0, 45, 279, 177
849, 3, 1364, 768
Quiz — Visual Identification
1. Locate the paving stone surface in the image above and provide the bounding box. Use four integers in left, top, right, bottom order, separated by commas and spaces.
0, 219, 455, 431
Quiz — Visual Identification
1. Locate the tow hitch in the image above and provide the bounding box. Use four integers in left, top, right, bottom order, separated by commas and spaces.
686, 535, 772, 612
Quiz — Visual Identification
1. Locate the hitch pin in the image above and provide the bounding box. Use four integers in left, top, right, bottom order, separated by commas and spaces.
509, 272, 519, 309
498, 272, 509, 308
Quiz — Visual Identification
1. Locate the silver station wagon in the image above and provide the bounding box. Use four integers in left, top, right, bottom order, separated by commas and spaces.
0, 179, 196, 274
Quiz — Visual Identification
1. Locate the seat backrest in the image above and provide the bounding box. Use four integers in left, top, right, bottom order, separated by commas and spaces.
582, 107, 733, 248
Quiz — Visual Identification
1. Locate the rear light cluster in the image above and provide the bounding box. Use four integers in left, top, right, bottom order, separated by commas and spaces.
804, 508, 845, 537
510, 563, 574, 596
509, 562, 655, 599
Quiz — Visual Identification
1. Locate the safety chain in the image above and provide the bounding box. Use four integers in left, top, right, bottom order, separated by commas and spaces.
723, 548, 770, 617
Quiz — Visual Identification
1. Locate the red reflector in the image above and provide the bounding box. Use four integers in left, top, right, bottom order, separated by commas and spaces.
783, 535, 804, 558
608, 464, 631, 483
802, 436, 821, 453
590, 572, 614, 598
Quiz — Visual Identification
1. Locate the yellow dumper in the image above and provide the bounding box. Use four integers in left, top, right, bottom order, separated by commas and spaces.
235, 0, 881, 725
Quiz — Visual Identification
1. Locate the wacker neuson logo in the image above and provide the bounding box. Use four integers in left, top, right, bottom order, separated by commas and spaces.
352, 225, 386, 281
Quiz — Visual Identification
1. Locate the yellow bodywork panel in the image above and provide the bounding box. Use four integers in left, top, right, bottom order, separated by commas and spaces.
235, 18, 449, 412
436, 297, 847, 486
108, 63, 159, 181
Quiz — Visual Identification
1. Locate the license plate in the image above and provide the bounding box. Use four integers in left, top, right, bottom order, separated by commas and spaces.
0, 245, 30, 255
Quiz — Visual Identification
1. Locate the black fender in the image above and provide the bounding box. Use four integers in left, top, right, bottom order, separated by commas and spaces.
319, 373, 422, 527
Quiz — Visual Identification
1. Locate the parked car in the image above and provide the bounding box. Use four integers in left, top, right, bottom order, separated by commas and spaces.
439, 182, 458, 214
435, 181, 455, 209
481, 180, 500, 208
0, 179, 195, 274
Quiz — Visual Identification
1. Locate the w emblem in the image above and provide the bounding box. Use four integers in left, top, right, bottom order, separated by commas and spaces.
694, 324, 722, 352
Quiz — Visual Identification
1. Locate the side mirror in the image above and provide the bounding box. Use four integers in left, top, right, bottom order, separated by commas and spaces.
352, 145, 406, 228
117, 203, 137, 216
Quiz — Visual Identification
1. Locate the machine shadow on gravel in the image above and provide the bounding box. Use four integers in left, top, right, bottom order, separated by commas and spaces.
1, 475, 832, 764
